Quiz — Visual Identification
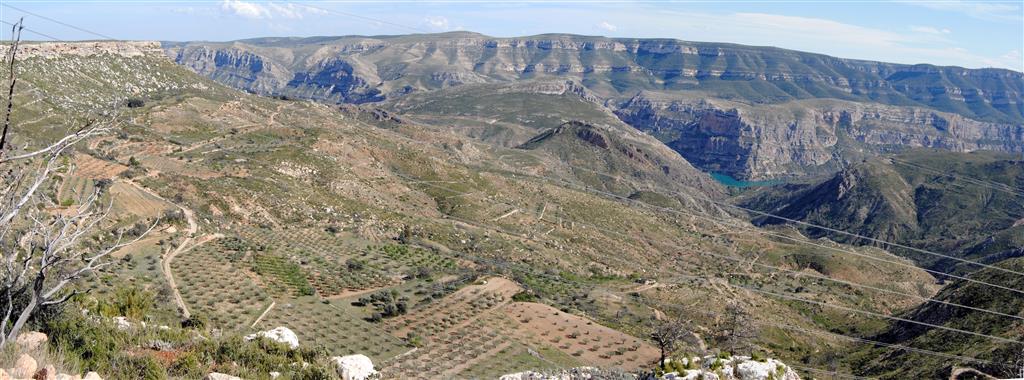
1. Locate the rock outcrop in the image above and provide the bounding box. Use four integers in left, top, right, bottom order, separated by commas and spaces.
20, 41, 163, 59
331, 355, 376, 380
9, 354, 36, 378
663, 355, 800, 380
615, 93, 1024, 179
14, 332, 47, 351
245, 327, 299, 349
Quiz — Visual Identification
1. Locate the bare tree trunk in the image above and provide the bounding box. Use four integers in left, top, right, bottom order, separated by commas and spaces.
6, 279, 39, 344
0, 18, 23, 153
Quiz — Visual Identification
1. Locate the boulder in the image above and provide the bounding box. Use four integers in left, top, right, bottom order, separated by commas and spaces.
244, 327, 298, 349
16, 332, 48, 351
331, 355, 376, 380
113, 317, 131, 331
55, 374, 81, 380
269, 372, 280, 379
33, 365, 56, 380
735, 359, 800, 380
661, 356, 802, 380
83, 371, 102, 380
11, 354, 37, 378
203, 373, 242, 380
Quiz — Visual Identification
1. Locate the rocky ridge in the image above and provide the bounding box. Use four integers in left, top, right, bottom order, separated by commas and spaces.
615, 93, 1024, 179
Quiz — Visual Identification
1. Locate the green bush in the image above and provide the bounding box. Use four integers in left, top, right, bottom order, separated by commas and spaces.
752, 350, 767, 362
108, 355, 167, 380
169, 352, 204, 379
511, 291, 537, 302
97, 286, 155, 320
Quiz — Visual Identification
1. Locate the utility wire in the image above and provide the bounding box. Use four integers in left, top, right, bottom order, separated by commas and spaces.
502, 162, 1024, 297
412, 169, 1024, 330
1, 4, 116, 40
393, 172, 1017, 366
0, 19, 63, 41
563, 163, 1024, 278
293, 1, 429, 34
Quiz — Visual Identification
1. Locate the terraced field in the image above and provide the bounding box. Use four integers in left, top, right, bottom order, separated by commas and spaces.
255, 296, 409, 363
108, 181, 172, 219
58, 174, 95, 205
502, 302, 659, 370
73, 153, 128, 179
234, 227, 466, 298
171, 238, 272, 328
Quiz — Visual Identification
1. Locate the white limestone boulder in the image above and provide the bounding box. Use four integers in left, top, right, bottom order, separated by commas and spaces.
331, 355, 376, 380
244, 327, 298, 349
113, 317, 131, 331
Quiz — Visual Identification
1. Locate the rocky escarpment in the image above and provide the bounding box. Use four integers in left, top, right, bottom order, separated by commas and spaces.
615, 92, 1024, 180
19, 41, 163, 59
164, 32, 1024, 124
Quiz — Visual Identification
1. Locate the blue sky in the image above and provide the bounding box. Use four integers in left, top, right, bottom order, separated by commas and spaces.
0, 1, 1021, 71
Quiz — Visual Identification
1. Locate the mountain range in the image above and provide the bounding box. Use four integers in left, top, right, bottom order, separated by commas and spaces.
165, 32, 1024, 180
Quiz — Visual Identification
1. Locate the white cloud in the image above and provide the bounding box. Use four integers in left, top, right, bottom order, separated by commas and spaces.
910, 26, 951, 34
423, 16, 450, 31
905, 1, 1023, 22
221, 0, 270, 19
219, 0, 325, 20
598, 21, 617, 32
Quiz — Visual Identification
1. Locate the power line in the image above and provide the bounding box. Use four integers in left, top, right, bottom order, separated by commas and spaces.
1, 4, 116, 40
889, 157, 1024, 198
0, 19, 63, 42
505, 163, 1024, 297
392, 171, 1017, 366
411, 169, 1024, 329
563, 163, 1024, 278
293, 1, 430, 34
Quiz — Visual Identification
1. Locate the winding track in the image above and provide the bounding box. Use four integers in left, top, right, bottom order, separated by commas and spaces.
124, 178, 219, 318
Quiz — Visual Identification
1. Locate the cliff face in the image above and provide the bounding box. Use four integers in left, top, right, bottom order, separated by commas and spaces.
164, 32, 1024, 179
164, 33, 1024, 123
615, 93, 1024, 179
20, 41, 163, 58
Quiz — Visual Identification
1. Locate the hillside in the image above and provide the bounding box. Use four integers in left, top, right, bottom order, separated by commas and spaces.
165, 33, 1024, 180
852, 257, 1024, 380
742, 150, 1024, 272
1, 41, 946, 379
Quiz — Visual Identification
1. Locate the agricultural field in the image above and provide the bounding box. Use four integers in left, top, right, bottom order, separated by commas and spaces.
107, 181, 173, 219
254, 296, 410, 364
57, 174, 95, 206
501, 302, 660, 370
382, 277, 522, 339
171, 238, 273, 328
72, 153, 128, 179
377, 277, 657, 378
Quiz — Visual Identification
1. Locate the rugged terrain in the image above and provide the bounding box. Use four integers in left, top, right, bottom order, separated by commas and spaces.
742, 150, 1024, 272
166, 32, 1024, 180
0, 40, 960, 379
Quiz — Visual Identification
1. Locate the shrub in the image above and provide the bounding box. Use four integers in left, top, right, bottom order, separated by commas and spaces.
97, 286, 154, 320
109, 354, 167, 380
512, 291, 537, 302
181, 314, 210, 330
126, 98, 145, 108
752, 350, 767, 362
169, 352, 203, 378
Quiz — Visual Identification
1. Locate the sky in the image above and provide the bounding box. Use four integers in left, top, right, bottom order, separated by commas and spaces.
0, 0, 1021, 71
